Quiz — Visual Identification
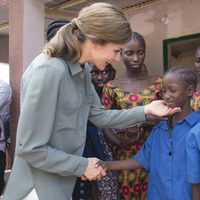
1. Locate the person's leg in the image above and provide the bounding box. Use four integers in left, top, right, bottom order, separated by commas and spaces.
72, 177, 91, 200
0, 150, 6, 196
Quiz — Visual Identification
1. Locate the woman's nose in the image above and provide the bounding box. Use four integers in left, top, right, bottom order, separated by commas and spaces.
114, 53, 121, 62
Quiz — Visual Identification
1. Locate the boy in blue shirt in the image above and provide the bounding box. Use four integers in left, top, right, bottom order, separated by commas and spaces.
186, 123, 200, 200
100, 66, 200, 200
186, 46, 200, 200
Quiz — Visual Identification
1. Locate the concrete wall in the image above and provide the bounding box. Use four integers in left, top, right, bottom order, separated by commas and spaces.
114, 0, 200, 77
0, 35, 8, 63
170, 50, 195, 68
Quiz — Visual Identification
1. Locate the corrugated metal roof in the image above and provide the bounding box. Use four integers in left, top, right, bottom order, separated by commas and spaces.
0, 0, 164, 34
46, 0, 159, 13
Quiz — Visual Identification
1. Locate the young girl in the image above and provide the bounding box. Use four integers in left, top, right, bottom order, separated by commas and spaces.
101, 66, 200, 200
72, 63, 118, 200
102, 32, 162, 200
191, 46, 200, 110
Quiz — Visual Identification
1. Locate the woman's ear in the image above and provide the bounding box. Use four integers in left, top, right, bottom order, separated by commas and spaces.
187, 84, 196, 97
88, 40, 96, 48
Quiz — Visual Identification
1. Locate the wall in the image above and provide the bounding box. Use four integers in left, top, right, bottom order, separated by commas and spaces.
170, 50, 195, 68
0, 35, 8, 63
114, 0, 200, 77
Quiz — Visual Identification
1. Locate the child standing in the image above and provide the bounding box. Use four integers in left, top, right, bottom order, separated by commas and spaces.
191, 46, 200, 110
185, 46, 200, 200
186, 123, 200, 200
72, 63, 119, 200
101, 66, 200, 200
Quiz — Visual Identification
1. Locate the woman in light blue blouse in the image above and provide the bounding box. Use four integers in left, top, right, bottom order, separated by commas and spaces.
3, 3, 180, 200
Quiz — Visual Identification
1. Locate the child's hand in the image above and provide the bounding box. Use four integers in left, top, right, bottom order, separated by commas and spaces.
97, 160, 108, 172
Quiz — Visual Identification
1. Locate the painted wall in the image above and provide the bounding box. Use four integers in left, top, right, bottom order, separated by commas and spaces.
114, 0, 200, 77
170, 50, 195, 68
0, 35, 8, 63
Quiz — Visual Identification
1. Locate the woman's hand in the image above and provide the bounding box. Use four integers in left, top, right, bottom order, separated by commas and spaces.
82, 158, 106, 181
144, 100, 181, 117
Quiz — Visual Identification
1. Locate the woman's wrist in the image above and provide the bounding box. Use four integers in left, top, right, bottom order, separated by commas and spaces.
144, 104, 151, 115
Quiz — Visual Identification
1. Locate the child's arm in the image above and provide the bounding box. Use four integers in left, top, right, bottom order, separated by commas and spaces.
192, 184, 200, 200
98, 125, 156, 172
99, 158, 142, 171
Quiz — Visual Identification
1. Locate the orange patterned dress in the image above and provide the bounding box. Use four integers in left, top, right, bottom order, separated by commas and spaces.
102, 77, 162, 200
191, 90, 200, 111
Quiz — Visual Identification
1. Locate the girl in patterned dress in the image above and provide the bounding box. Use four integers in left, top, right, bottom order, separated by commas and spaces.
192, 46, 200, 110
102, 32, 162, 200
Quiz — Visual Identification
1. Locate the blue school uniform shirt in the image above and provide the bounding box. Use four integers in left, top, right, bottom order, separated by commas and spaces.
186, 122, 200, 184
134, 110, 200, 200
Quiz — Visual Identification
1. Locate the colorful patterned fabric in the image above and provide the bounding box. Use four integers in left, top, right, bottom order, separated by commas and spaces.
96, 128, 118, 200
191, 90, 200, 111
102, 77, 162, 200
73, 126, 118, 200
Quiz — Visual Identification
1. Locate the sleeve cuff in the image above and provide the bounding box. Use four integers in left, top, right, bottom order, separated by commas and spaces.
134, 150, 149, 172
76, 157, 88, 177
132, 106, 146, 124
188, 173, 200, 183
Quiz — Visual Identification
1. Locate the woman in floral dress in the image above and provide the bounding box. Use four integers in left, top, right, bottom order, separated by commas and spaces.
192, 46, 200, 110
102, 32, 162, 200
